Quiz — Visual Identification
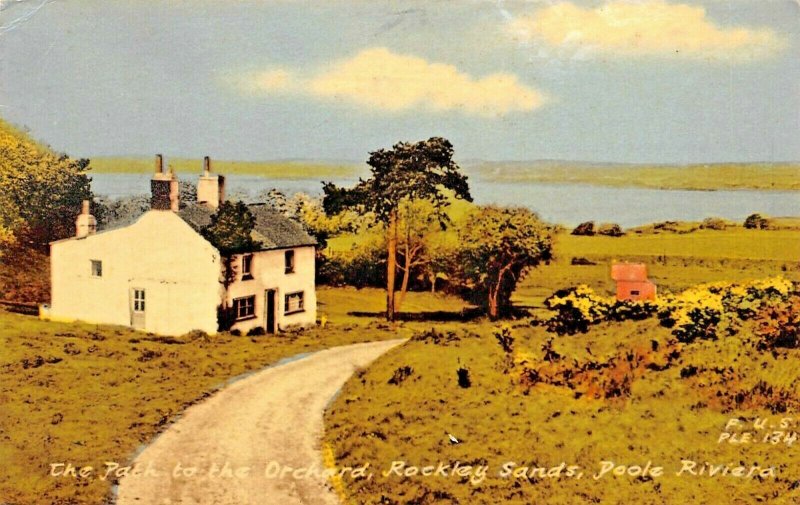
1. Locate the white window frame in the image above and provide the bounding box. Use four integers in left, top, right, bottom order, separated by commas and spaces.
132, 289, 145, 312
284, 250, 295, 274
242, 254, 254, 280
233, 295, 256, 321
284, 291, 304, 315
90, 259, 102, 277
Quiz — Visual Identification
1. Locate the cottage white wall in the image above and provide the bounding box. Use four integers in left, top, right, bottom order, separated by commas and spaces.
50, 211, 222, 335
226, 245, 316, 333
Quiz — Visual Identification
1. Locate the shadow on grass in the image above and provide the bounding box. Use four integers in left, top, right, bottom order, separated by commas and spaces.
348, 307, 485, 322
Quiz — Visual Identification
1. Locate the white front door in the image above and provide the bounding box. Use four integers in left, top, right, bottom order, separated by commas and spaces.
130, 288, 146, 330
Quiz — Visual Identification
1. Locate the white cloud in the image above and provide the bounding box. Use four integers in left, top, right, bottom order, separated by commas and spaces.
507, 1, 786, 60
232, 68, 295, 93
250, 69, 294, 91
234, 48, 545, 117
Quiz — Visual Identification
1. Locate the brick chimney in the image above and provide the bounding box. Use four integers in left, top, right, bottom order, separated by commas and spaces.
75, 200, 96, 238
197, 156, 225, 209
150, 154, 179, 211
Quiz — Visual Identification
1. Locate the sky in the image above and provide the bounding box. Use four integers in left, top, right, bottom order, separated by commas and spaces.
1, 0, 798, 163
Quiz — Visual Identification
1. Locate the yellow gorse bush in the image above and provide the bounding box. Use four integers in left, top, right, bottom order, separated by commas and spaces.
545, 277, 796, 342
545, 284, 614, 324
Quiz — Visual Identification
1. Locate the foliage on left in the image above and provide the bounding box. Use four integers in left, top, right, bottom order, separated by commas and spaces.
0, 118, 94, 252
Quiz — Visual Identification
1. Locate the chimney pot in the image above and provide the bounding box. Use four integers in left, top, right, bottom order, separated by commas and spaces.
197, 159, 224, 209
75, 200, 96, 238
151, 154, 179, 211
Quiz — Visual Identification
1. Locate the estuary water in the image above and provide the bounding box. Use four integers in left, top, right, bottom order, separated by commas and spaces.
91, 173, 800, 228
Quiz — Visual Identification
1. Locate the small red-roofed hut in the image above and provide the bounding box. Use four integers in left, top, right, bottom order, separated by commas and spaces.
611, 263, 657, 301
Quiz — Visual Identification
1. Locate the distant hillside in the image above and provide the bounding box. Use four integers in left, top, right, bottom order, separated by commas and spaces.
90, 157, 362, 180
89, 156, 800, 191
466, 161, 800, 191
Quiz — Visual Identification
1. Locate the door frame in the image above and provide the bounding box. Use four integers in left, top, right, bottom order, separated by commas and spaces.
265, 289, 277, 334
130, 287, 146, 330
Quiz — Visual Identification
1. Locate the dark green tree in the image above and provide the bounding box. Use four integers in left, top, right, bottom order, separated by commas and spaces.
322, 137, 471, 321
744, 213, 769, 230
454, 206, 552, 319
201, 201, 260, 255
178, 180, 197, 209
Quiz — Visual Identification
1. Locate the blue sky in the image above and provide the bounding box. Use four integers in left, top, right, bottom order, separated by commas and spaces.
1, 0, 798, 163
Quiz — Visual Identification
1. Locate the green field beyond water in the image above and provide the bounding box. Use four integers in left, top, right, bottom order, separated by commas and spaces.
470, 160, 800, 191
89, 157, 359, 180
89, 157, 800, 191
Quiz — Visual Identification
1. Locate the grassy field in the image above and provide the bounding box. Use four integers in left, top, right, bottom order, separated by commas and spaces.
2, 222, 798, 503
324, 317, 800, 505
320, 224, 800, 503
471, 161, 800, 191
89, 157, 360, 180
329, 224, 800, 311
0, 291, 438, 505
515, 227, 800, 311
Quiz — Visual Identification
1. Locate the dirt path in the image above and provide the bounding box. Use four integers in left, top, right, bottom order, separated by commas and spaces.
115, 339, 405, 505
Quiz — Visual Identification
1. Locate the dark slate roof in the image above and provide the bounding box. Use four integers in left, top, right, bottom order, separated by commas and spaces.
178, 203, 317, 250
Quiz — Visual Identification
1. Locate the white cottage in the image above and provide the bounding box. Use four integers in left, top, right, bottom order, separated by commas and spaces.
49, 156, 317, 336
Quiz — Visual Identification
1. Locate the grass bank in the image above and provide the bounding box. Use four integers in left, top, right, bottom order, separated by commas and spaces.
0, 287, 463, 505
324, 318, 800, 504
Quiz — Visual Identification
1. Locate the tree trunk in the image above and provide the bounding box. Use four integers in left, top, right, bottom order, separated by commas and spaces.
396, 239, 414, 313
386, 209, 398, 321
488, 286, 499, 320
489, 264, 512, 320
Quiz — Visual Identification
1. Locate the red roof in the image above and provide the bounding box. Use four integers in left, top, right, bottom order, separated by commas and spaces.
611, 263, 648, 282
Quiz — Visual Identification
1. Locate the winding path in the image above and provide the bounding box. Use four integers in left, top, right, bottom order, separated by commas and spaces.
115, 339, 405, 505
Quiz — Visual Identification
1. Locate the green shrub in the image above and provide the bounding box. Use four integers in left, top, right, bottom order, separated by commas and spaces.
183, 329, 209, 341
607, 300, 658, 321
544, 285, 612, 335
545, 278, 795, 342
755, 294, 800, 350
664, 306, 721, 343
571, 221, 595, 236
493, 325, 514, 353
317, 246, 386, 288
388, 366, 413, 385
597, 223, 625, 237
744, 213, 770, 229
216, 304, 236, 332
456, 367, 471, 388
657, 278, 794, 343
700, 217, 727, 230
